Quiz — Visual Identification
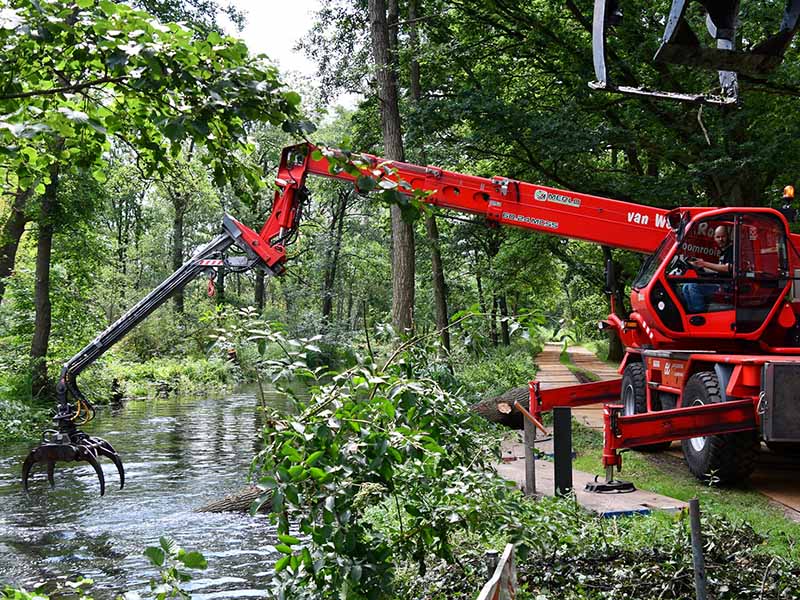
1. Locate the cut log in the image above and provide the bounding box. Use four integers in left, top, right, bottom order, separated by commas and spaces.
471, 386, 528, 429
196, 485, 272, 513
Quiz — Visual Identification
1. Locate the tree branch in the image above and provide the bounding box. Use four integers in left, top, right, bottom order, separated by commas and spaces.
0, 76, 127, 100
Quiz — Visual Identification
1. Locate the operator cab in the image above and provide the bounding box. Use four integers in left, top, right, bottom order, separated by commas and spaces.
632, 208, 795, 341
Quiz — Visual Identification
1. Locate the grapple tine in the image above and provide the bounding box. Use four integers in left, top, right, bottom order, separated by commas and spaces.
97, 445, 125, 490
82, 451, 106, 496
21, 453, 36, 492
46, 461, 56, 488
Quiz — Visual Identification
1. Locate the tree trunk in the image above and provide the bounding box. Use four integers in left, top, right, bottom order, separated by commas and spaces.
254, 271, 265, 311
471, 386, 527, 429
602, 246, 625, 362
476, 265, 487, 315
499, 294, 510, 346
322, 189, 349, 323
369, 0, 414, 334
408, 0, 449, 351
0, 187, 33, 304
196, 485, 271, 513
172, 195, 185, 313
490, 295, 499, 347
426, 214, 450, 352
31, 165, 59, 397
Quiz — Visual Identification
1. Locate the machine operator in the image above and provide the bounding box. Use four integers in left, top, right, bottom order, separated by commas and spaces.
682, 225, 733, 313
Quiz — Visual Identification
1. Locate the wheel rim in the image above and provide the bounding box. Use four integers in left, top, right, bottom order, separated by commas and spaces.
622, 383, 636, 416
688, 398, 706, 452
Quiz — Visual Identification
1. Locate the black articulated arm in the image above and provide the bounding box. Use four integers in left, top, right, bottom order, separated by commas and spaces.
22, 214, 277, 495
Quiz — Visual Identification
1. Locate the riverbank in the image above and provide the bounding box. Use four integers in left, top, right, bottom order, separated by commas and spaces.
0, 355, 237, 444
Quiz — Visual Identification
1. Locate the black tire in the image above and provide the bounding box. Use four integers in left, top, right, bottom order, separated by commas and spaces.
680, 371, 759, 484
621, 362, 671, 452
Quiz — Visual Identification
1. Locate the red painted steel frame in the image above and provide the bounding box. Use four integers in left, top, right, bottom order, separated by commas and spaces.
529, 379, 758, 468
529, 379, 621, 419
255, 143, 681, 274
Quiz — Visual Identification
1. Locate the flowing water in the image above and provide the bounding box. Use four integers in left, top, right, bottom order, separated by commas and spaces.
0, 387, 290, 599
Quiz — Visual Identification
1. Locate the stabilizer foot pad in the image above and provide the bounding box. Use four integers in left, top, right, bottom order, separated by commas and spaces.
585, 476, 636, 494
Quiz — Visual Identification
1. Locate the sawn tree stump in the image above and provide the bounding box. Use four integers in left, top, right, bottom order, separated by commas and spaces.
471, 386, 528, 430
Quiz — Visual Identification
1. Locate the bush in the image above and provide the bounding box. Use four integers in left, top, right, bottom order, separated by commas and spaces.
98, 356, 234, 398
453, 343, 542, 404
0, 396, 49, 443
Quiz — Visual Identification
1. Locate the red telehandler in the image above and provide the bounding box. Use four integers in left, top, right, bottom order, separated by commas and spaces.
22, 143, 800, 494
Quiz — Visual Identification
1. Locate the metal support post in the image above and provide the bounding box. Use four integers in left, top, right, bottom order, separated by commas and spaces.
523, 416, 536, 495
689, 498, 708, 600
553, 407, 573, 496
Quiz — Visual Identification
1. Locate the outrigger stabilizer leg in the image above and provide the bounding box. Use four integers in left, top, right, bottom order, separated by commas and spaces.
22, 215, 278, 495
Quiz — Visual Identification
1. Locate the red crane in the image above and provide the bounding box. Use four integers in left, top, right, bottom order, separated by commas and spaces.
23, 143, 800, 494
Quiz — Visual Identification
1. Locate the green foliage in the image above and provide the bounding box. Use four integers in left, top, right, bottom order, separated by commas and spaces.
245, 318, 514, 598
311, 145, 434, 223
515, 508, 800, 599
0, 0, 300, 201
0, 395, 48, 442
0, 540, 206, 600
87, 355, 233, 398
143, 537, 208, 600
1, 577, 94, 600
452, 344, 542, 404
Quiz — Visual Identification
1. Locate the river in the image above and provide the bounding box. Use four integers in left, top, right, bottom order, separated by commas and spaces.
0, 387, 288, 599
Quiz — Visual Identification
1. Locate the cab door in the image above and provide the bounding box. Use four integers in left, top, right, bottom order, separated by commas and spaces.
664, 216, 736, 338
734, 214, 789, 335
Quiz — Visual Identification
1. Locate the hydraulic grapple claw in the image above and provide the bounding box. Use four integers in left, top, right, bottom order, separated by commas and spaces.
21, 431, 123, 496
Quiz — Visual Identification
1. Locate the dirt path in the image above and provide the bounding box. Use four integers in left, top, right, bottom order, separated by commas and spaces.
564, 346, 800, 519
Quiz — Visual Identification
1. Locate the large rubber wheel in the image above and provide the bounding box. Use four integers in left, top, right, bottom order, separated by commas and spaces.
680, 371, 759, 484
621, 363, 671, 452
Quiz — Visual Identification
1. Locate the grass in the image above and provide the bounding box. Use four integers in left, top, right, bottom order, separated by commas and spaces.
558, 346, 600, 382
573, 428, 800, 559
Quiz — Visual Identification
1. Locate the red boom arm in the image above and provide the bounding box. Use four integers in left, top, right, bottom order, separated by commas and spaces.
248, 143, 676, 273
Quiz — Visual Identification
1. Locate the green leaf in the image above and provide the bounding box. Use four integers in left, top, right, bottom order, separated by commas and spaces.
305, 450, 325, 466
283, 91, 301, 106
159, 536, 177, 555
309, 467, 327, 481
143, 546, 165, 567
275, 543, 293, 554
275, 555, 291, 572
92, 169, 107, 183
278, 533, 300, 545
249, 491, 273, 516
356, 175, 376, 192
350, 564, 362, 582
179, 551, 208, 570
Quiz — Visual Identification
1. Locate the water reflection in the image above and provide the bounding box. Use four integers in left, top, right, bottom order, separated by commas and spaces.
0, 387, 290, 599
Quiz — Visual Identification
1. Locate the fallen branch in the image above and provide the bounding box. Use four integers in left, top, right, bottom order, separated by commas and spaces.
195, 485, 272, 513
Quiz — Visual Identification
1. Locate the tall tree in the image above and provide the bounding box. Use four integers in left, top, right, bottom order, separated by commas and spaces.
30, 161, 59, 395
408, 0, 450, 352
0, 187, 33, 304
368, 0, 415, 334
